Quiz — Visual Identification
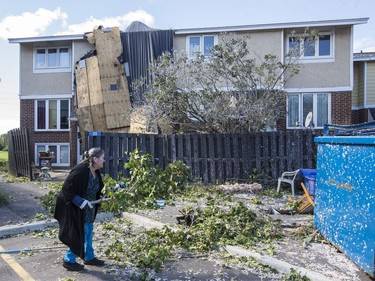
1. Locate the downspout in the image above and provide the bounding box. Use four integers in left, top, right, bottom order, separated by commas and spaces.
364, 61, 367, 109
350, 25, 354, 92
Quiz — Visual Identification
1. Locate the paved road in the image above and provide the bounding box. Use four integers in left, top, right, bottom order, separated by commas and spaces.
0, 229, 270, 281
0, 176, 373, 281
0, 178, 271, 280
0, 234, 116, 281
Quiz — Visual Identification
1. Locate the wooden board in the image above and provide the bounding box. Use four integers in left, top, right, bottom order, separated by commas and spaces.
102, 74, 131, 128
75, 26, 133, 131
85, 56, 103, 106
76, 107, 94, 132
75, 60, 90, 107
90, 103, 107, 131
94, 27, 123, 68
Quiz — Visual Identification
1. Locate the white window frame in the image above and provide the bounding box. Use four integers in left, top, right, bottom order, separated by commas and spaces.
287, 32, 335, 63
186, 34, 218, 59
33, 46, 72, 73
34, 99, 70, 131
287, 93, 331, 129
35, 143, 70, 167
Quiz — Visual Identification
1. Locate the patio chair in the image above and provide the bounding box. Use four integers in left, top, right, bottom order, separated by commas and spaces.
276, 169, 300, 197
288, 182, 315, 214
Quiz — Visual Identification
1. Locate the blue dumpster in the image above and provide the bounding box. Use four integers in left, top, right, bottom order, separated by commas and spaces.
314, 136, 375, 277
300, 169, 316, 196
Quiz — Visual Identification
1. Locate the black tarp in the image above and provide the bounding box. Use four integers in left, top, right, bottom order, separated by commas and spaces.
119, 22, 174, 105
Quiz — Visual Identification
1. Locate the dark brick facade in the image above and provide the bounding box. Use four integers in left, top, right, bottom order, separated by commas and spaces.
20, 99, 78, 167
352, 108, 368, 124
331, 91, 352, 125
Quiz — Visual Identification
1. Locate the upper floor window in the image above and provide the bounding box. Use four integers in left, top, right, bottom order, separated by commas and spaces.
34, 47, 71, 73
287, 93, 330, 129
35, 99, 70, 131
187, 35, 218, 58
287, 32, 334, 62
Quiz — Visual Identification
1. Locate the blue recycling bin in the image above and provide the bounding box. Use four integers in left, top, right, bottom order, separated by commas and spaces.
314, 136, 375, 277
300, 169, 316, 195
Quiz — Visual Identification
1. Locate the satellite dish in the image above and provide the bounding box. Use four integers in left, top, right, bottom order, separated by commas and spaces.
305, 112, 313, 127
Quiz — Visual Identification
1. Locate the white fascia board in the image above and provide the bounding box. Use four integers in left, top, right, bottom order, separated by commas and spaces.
286, 86, 353, 93
20, 94, 73, 100
354, 57, 375, 62
352, 104, 375, 110
175, 18, 369, 35
9, 34, 84, 44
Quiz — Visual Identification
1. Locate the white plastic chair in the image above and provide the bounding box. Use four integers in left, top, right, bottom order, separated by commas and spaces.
276, 169, 300, 197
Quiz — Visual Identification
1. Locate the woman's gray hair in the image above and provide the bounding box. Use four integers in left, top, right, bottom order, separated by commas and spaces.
82, 147, 104, 167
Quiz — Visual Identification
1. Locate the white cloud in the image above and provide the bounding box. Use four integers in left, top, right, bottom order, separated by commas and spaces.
0, 7, 67, 40
58, 10, 155, 35
353, 37, 375, 53
0, 8, 154, 40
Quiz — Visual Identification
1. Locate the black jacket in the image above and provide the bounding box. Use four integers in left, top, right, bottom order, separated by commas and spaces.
54, 162, 104, 259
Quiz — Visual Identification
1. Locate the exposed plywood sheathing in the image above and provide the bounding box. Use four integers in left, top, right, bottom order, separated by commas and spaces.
76, 107, 94, 132
75, 60, 90, 107
75, 26, 132, 132
90, 104, 108, 131
86, 56, 103, 106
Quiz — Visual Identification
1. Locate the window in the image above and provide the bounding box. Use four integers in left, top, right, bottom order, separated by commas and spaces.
36, 144, 70, 167
187, 35, 218, 58
35, 99, 70, 131
287, 32, 333, 62
34, 47, 71, 72
287, 93, 330, 128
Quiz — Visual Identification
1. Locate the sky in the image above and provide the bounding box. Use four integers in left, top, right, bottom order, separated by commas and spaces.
0, 0, 374, 134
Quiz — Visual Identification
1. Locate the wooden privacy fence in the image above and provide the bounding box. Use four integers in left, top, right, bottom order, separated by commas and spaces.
8, 127, 32, 180
86, 130, 317, 184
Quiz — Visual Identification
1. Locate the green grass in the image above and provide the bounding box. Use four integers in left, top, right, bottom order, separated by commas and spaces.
0, 151, 7, 161
0, 151, 8, 174
0, 189, 8, 207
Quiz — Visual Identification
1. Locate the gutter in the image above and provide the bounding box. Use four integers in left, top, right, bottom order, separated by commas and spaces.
175, 17, 369, 35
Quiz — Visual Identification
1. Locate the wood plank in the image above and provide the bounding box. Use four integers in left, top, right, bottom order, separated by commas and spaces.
262, 133, 269, 181
270, 132, 278, 179
192, 134, 200, 179
224, 135, 232, 180
90, 103, 107, 131
76, 107, 94, 132
177, 134, 184, 161
200, 135, 208, 182
75, 61, 90, 107
85, 56, 103, 106
208, 135, 216, 182
169, 134, 176, 162
233, 134, 240, 179
216, 135, 224, 182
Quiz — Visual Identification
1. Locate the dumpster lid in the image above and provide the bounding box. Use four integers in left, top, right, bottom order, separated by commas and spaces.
315, 136, 375, 145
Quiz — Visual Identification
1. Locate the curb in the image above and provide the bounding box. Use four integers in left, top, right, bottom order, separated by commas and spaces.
224, 245, 332, 281
0, 212, 114, 238
0, 220, 58, 238
121, 212, 178, 231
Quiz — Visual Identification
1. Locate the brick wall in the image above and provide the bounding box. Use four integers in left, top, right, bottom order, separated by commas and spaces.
352, 108, 368, 124
20, 99, 75, 167
331, 91, 352, 125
